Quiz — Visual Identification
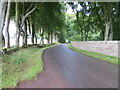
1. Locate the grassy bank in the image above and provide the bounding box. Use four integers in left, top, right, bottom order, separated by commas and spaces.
2, 44, 56, 88
68, 43, 119, 65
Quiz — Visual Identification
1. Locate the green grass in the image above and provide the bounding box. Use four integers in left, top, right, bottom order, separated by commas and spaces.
2, 44, 56, 88
68, 43, 119, 65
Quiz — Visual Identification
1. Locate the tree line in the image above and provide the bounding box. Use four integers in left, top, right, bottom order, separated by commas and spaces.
66, 2, 120, 41
0, 1, 120, 49
0, 1, 65, 49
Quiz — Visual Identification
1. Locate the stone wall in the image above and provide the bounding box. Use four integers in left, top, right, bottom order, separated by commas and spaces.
71, 41, 119, 57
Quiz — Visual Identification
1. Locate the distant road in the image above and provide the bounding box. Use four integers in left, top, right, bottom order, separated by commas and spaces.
17, 44, 118, 88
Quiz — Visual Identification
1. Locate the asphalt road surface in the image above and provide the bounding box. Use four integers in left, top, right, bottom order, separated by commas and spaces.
17, 44, 118, 88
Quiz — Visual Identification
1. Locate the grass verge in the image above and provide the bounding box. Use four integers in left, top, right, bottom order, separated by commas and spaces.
68, 43, 119, 65
2, 44, 56, 88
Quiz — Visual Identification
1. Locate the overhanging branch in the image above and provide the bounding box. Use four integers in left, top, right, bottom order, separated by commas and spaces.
21, 5, 37, 28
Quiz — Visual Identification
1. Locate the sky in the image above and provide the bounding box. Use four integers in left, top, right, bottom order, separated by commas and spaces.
66, 4, 74, 14
66, 3, 82, 14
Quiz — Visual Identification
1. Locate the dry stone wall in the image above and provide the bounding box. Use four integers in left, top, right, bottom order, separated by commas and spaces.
71, 41, 119, 57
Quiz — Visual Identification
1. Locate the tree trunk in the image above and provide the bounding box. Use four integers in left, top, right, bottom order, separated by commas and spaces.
100, 29, 104, 40
25, 19, 27, 45
39, 28, 41, 44
108, 19, 113, 40
104, 21, 110, 41
4, 1, 11, 48
4, 20, 10, 48
104, 3, 113, 41
0, 1, 6, 48
20, 6, 36, 28
82, 15, 85, 41
31, 24, 35, 44
35, 33, 37, 44
47, 32, 50, 43
39, 27, 44, 44
15, 2, 20, 47
42, 28, 44, 44
55, 33, 58, 41
1, 7, 6, 47
27, 18, 31, 35
22, 19, 27, 47
2, 34, 5, 47
50, 31, 53, 43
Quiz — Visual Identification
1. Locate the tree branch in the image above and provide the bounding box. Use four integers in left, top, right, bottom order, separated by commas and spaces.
21, 5, 37, 28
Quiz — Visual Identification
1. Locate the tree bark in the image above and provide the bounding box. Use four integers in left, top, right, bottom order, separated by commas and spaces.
30, 17, 34, 44
2, 33, 5, 47
20, 5, 36, 46
27, 18, 31, 34
15, 2, 20, 47
35, 33, 37, 44
47, 32, 50, 43
41, 28, 44, 44
104, 21, 110, 41
55, 33, 58, 41
39, 28, 42, 44
50, 31, 53, 43
4, 20, 10, 48
0, 1, 6, 48
104, 3, 113, 41
31, 24, 35, 44
22, 19, 27, 47
104, 19, 113, 41
4, 1, 11, 48
25, 19, 27, 45
21, 6, 36, 28
108, 19, 113, 40
1, 5, 6, 47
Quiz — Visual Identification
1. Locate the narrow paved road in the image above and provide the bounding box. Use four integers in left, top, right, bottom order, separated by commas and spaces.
17, 44, 118, 88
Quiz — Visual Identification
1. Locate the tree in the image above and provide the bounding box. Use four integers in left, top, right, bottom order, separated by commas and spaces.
103, 3, 113, 41
67, 2, 120, 41
32, 2, 66, 44
4, 0, 11, 48
0, 0, 6, 48
15, 2, 20, 47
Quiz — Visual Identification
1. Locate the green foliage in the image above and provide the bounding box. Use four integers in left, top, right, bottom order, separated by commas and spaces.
30, 2, 66, 42
66, 2, 120, 41
57, 30, 66, 43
